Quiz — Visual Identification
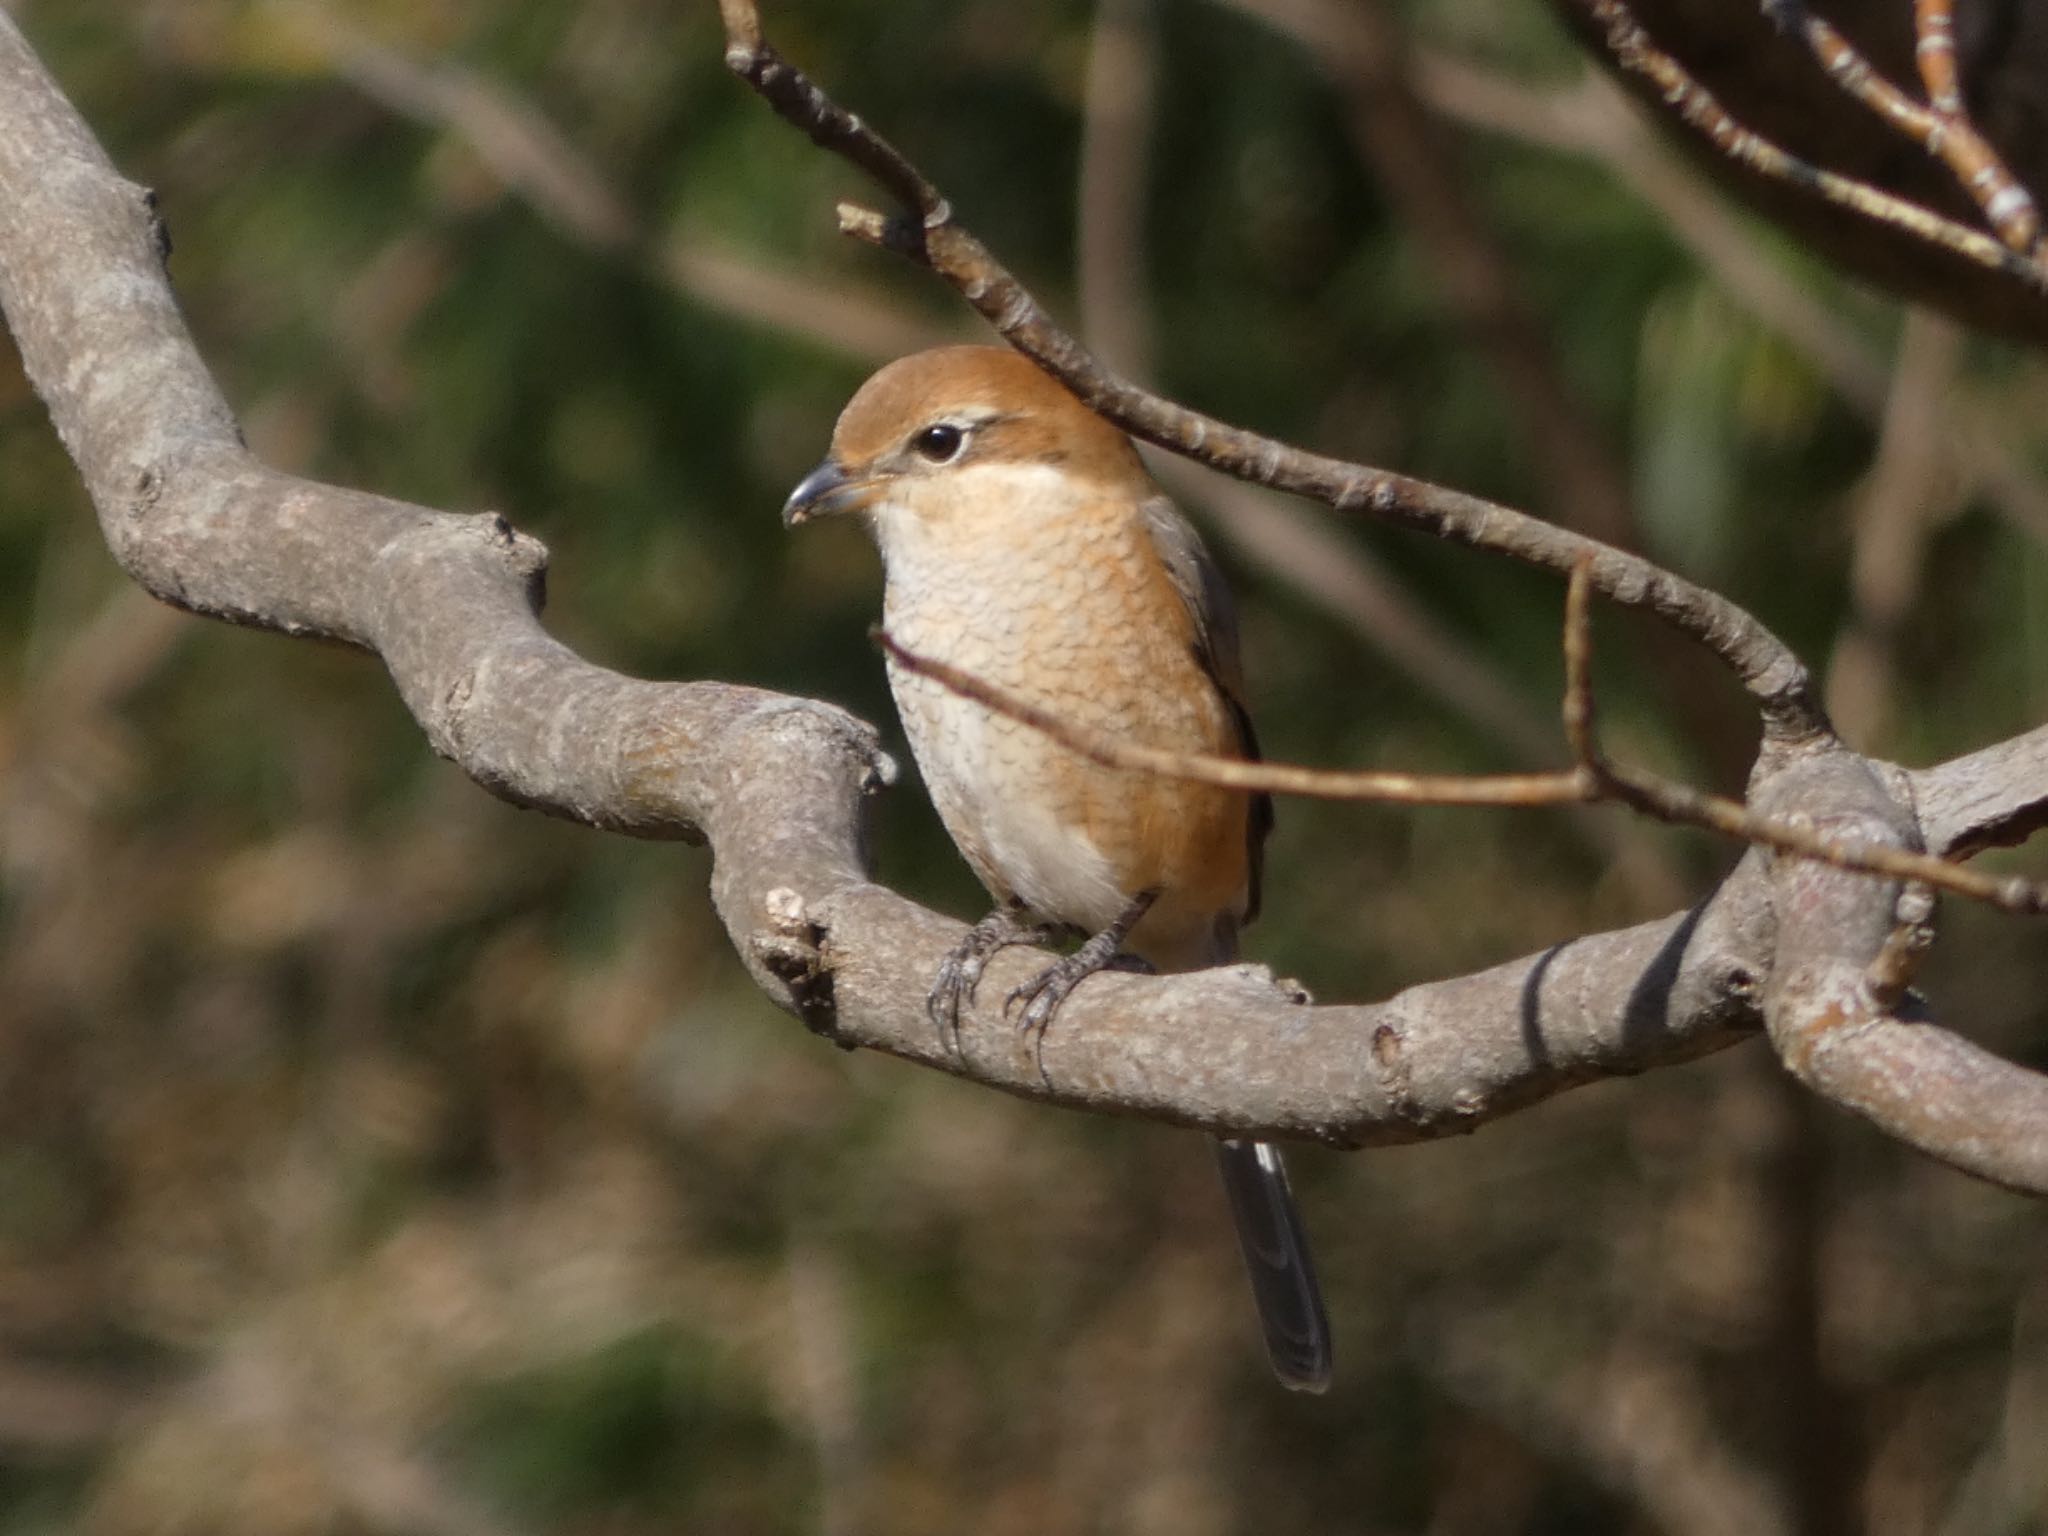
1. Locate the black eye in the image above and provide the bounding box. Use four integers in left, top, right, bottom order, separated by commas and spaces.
912, 423, 965, 463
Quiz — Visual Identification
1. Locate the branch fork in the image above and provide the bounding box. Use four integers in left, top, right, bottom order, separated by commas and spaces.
718, 0, 2048, 1190
0, 6, 2043, 1191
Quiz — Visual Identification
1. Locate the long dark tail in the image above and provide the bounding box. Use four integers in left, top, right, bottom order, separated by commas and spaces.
1211, 1137, 1332, 1393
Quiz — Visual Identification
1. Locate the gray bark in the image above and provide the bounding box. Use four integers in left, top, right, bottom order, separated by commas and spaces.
2, 12, 2044, 1187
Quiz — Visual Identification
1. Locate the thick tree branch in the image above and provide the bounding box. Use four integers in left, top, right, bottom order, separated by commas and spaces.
0, 10, 1765, 1151
715, 0, 2048, 1188
1911, 722, 2048, 856
3, 12, 2045, 1184
1756, 758, 2048, 1194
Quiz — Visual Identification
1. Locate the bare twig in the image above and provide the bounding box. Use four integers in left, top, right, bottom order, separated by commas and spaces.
876, 629, 1592, 808
1559, 567, 2048, 914
882, 571, 2048, 916
1768, 0, 2041, 255
850, 186, 1826, 735
1566, 0, 2048, 288
1219, 0, 1771, 791
1914, 0, 1965, 116
1411, 49, 2048, 553
717, 0, 945, 226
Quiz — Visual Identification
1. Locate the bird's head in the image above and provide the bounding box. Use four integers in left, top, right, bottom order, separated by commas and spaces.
782, 346, 1145, 532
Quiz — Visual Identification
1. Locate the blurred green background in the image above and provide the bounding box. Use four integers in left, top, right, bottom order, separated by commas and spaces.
1, 1, 2045, 1532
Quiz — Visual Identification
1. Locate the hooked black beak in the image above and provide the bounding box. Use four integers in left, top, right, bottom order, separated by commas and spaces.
782, 458, 875, 526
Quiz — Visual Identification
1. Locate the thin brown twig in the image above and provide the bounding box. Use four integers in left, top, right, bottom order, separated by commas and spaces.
1410, 49, 2048, 552
1559, 565, 2048, 914
838, 193, 1826, 733
1569, 0, 2048, 286
879, 566, 2048, 918
1913, 0, 1964, 115
718, 0, 946, 227
715, 0, 1828, 747
1221, 0, 1760, 790
1770, 0, 2041, 255
874, 629, 1590, 808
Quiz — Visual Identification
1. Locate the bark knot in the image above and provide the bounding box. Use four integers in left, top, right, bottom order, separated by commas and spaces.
753, 886, 840, 1043
128, 462, 162, 520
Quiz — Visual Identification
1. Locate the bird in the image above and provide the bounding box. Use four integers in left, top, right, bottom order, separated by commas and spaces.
783, 344, 1332, 1393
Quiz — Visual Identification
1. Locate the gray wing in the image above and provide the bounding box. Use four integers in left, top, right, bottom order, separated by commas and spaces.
1139, 493, 1274, 926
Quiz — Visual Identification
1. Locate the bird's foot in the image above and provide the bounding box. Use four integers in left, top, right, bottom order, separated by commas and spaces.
929, 904, 1056, 1046
1004, 889, 1158, 1039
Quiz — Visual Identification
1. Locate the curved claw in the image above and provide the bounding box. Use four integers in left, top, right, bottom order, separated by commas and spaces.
1001, 892, 1160, 1040
945, 890, 1157, 1045
1004, 961, 1083, 1038
927, 905, 1051, 1048
926, 948, 984, 1039
1004, 949, 1157, 1037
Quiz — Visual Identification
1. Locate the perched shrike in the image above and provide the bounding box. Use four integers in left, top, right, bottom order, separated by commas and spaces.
784, 345, 1331, 1392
